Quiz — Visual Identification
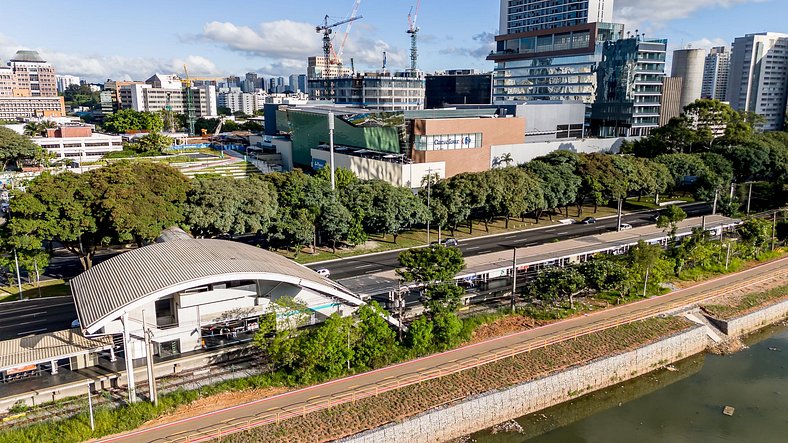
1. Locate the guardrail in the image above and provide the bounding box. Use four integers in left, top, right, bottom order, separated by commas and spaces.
170, 264, 788, 443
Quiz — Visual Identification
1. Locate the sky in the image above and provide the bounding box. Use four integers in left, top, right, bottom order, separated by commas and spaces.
0, 0, 785, 83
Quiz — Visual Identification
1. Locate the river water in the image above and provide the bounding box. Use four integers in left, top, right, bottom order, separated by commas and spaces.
470, 323, 788, 443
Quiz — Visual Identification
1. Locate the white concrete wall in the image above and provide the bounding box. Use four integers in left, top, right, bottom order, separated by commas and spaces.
311, 149, 444, 188
715, 299, 788, 337
341, 326, 709, 443
490, 137, 635, 167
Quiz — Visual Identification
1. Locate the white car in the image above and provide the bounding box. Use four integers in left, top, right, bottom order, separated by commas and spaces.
316, 268, 331, 278
619, 223, 633, 231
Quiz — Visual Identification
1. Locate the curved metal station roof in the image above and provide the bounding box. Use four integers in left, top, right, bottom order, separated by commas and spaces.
71, 239, 356, 330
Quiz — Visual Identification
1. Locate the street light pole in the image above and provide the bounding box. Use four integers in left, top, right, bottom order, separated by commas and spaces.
13, 249, 23, 300
426, 168, 432, 245
746, 182, 753, 215
328, 112, 336, 191
772, 211, 778, 251
511, 248, 518, 313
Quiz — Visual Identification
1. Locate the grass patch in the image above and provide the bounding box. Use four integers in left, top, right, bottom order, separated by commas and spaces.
702, 284, 788, 320
0, 280, 69, 303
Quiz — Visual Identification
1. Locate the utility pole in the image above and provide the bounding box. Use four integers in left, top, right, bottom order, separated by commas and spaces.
142, 312, 157, 406
772, 211, 778, 251
616, 197, 623, 231
712, 188, 719, 215
746, 182, 753, 215
511, 248, 517, 313
87, 383, 95, 431
395, 282, 404, 342
328, 112, 336, 191
725, 241, 731, 270
426, 168, 432, 245
13, 249, 23, 300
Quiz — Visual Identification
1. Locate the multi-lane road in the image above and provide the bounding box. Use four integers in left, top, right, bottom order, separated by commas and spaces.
0, 203, 710, 340
310, 202, 711, 280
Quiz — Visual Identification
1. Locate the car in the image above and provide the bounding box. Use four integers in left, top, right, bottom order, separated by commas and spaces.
315, 268, 331, 278
71, 319, 80, 328
431, 238, 459, 247
581, 217, 597, 224
619, 223, 633, 230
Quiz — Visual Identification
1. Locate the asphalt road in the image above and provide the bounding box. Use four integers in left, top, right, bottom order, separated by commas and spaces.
0, 203, 709, 340
102, 255, 788, 443
0, 296, 77, 340
308, 202, 712, 280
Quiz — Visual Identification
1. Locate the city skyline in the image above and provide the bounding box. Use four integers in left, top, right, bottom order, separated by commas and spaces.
0, 0, 785, 82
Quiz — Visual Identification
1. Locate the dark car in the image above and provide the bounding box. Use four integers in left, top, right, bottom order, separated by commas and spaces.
581, 217, 597, 224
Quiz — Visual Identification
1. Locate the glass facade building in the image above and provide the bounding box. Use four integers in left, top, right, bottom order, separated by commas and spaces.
590, 38, 667, 137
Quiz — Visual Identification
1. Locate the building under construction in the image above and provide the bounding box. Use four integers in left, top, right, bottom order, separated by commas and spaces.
308, 70, 425, 111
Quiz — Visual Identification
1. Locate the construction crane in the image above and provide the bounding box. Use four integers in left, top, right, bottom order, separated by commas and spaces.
332, 0, 362, 65
407, 0, 422, 71
182, 64, 196, 136
316, 7, 362, 65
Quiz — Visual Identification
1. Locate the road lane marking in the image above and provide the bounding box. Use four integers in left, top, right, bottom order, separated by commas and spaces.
17, 328, 47, 335
364, 269, 383, 274
355, 264, 376, 269
513, 238, 530, 243
466, 246, 481, 250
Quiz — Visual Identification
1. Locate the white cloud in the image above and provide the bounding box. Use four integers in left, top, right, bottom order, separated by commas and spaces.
615, 0, 765, 31
197, 19, 406, 73
0, 33, 222, 82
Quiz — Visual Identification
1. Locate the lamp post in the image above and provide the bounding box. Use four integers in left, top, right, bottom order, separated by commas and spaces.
328, 112, 336, 191
511, 248, 518, 313
13, 249, 23, 300
746, 182, 753, 215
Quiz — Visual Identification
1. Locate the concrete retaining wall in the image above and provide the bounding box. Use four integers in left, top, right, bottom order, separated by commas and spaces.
714, 299, 788, 337
341, 326, 709, 443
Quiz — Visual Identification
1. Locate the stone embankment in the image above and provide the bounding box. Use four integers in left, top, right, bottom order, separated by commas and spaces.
340, 299, 788, 443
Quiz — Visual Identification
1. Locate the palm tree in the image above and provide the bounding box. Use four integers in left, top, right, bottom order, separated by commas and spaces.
23, 122, 41, 136
500, 152, 514, 167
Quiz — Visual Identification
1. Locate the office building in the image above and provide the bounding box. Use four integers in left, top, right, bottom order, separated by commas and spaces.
226, 76, 240, 88
726, 32, 788, 131
297, 74, 308, 94
498, 0, 613, 34
671, 48, 705, 109
591, 37, 667, 137
0, 96, 65, 120
702, 47, 731, 100
309, 71, 426, 111
31, 124, 123, 163
425, 71, 492, 108
56, 75, 81, 93
118, 74, 217, 118
243, 73, 258, 93
488, 1, 623, 104
660, 77, 683, 125
1, 50, 58, 97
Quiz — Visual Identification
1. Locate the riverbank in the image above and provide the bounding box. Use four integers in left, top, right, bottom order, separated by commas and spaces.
335, 287, 788, 443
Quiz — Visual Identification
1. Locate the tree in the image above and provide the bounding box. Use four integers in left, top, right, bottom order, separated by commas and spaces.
103, 109, 164, 134
298, 313, 354, 382
528, 266, 586, 309
406, 316, 434, 355
633, 116, 699, 157
656, 204, 687, 242
320, 197, 352, 253
738, 218, 772, 257
498, 152, 514, 167
353, 302, 397, 368
397, 245, 465, 284
315, 166, 358, 190
88, 161, 189, 246
0, 127, 40, 170
524, 160, 580, 219
579, 259, 630, 294
431, 309, 463, 350
129, 132, 174, 155
628, 241, 664, 296
363, 180, 427, 243
424, 282, 465, 313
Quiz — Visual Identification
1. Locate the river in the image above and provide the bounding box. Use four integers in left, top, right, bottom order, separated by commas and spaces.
470, 323, 788, 443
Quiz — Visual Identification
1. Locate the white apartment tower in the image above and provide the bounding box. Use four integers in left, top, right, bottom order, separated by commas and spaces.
726, 32, 788, 131
702, 47, 731, 101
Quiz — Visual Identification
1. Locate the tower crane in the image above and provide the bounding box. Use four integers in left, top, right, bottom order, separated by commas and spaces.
316, 7, 362, 65
333, 0, 362, 66
182, 64, 196, 135
407, 0, 422, 71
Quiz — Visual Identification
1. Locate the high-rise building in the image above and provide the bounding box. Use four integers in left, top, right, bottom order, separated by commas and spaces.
243, 72, 258, 93
289, 74, 299, 93
591, 37, 667, 137
660, 77, 683, 125
702, 47, 730, 100
488, 0, 623, 103
671, 48, 705, 110
0, 50, 58, 97
498, 0, 613, 34
226, 76, 241, 88
56, 75, 81, 93
297, 74, 308, 94
118, 74, 217, 118
726, 32, 788, 131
